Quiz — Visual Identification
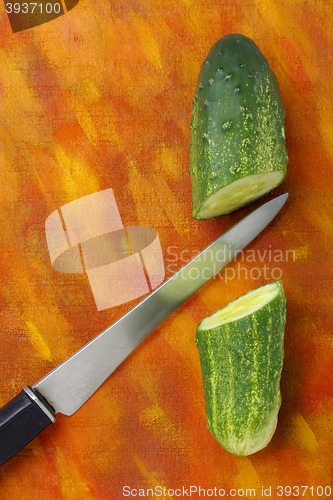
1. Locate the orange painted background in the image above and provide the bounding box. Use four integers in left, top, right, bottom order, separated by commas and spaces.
0, 0, 333, 498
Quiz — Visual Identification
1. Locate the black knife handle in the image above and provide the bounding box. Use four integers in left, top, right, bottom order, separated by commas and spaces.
0, 386, 55, 466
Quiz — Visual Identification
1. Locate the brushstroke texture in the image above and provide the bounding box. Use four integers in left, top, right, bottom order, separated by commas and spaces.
0, 0, 332, 497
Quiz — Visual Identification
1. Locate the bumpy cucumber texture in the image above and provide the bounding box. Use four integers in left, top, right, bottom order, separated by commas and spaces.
195, 281, 286, 456
189, 34, 288, 219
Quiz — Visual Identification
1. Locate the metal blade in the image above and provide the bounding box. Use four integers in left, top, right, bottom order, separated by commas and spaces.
33, 193, 288, 415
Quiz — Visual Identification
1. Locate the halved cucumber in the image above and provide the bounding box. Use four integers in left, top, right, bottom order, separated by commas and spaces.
195, 281, 286, 455
189, 34, 288, 219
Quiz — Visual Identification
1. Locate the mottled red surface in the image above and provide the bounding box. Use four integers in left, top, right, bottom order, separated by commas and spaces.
0, 1, 333, 498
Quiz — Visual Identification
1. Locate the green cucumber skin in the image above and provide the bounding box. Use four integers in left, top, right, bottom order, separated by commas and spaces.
189, 34, 288, 219
195, 282, 286, 456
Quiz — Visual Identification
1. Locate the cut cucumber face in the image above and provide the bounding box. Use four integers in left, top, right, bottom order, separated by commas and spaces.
195, 281, 286, 456
189, 34, 288, 219
196, 171, 285, 219
199, 281, 280, 329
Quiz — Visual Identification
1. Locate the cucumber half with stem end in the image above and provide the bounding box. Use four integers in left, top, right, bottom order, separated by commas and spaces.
189, 34, 288, 219
195, 281, 286, 456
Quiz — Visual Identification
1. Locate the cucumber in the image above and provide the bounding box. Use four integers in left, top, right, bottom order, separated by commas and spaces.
189, 34, 288, 219
195, 281, 286, 456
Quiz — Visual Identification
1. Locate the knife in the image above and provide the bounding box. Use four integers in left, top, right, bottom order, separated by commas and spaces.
0, 193, 288, 466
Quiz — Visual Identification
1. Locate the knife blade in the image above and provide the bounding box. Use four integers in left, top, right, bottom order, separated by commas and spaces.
0, 193, 288, 466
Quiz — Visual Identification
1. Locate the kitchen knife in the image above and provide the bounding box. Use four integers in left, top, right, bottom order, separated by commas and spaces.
0, 193, 288, 466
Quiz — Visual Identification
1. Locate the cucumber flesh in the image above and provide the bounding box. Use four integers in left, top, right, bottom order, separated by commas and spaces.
199, 281, 280, 329
196, 171, 285, 219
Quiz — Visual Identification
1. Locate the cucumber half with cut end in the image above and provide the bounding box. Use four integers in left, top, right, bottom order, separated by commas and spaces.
195, 281, 286, 456
189, 34, 288, 219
